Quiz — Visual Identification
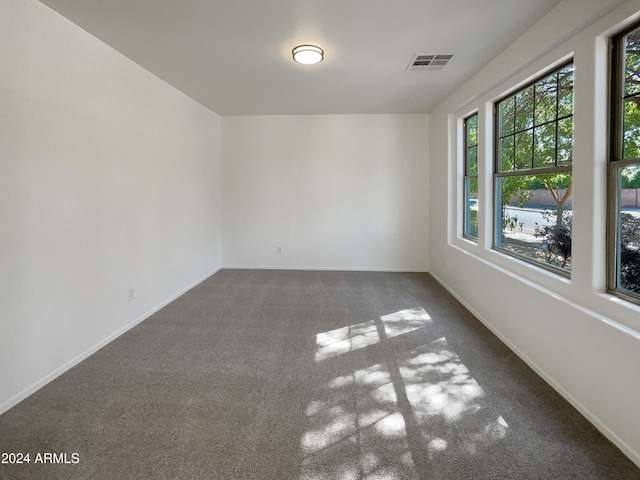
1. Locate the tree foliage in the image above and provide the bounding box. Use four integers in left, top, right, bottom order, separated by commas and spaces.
499, 176, 530, 232
619, 213, 640, 293
534, 213, 572, 268
623, 30, 640, 158
621, 166, 640, 188
541, 174, 572, 225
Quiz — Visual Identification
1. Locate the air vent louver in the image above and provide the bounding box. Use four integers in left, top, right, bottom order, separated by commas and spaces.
406, 54, 453, 71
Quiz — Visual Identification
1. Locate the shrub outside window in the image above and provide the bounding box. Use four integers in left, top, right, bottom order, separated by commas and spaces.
494, 62, 574, 275
609, 24, 640, 304
463, 114, 479, 240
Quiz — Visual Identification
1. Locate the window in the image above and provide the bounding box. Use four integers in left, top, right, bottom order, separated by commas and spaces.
494, 62, 574, 275
463, 113, 479, 240
609, 24, 640, 304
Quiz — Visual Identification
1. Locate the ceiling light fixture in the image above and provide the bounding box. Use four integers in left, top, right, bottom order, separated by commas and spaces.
292, 45, 324, 65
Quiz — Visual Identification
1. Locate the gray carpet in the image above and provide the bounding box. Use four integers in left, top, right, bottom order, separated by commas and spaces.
0, 270, 638, 480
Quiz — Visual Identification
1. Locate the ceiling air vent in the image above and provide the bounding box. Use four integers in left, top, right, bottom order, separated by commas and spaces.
406, 54, 453, 71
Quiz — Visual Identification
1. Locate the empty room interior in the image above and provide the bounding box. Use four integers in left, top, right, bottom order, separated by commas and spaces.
2, 0, 640, 478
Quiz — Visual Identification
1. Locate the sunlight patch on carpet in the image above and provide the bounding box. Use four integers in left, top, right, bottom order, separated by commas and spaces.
301, 334, 509, 480
314, 308, 431, 362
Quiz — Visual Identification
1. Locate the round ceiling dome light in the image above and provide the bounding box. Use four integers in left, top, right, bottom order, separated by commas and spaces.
292, 45, 324, 65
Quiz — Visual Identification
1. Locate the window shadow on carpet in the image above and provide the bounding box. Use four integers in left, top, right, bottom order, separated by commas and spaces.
301, 308, 508, 480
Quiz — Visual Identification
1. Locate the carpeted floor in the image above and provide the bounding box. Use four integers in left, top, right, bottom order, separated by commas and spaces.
0, 269, 638, 479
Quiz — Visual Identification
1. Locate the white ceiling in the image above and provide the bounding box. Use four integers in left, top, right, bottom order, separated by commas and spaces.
39, 0, 564, 116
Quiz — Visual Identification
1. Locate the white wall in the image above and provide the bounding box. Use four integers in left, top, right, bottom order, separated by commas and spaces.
428, 0, 640, 466
222, 114, 429, 271
0, 0, 222, 412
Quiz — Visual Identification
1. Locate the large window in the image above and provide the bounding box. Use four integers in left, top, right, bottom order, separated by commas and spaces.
463, 113, 479, 240
609, 24, 640, 304
494, 62, 574, 275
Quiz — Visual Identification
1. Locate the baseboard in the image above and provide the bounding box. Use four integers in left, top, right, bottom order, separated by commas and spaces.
0, 267, 221, 416
430, 271, 640, 469
221, 264, 429, 273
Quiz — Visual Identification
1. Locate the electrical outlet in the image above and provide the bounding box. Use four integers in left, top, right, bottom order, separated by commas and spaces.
277, 247, 282, 254
128, 288, 135, 302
